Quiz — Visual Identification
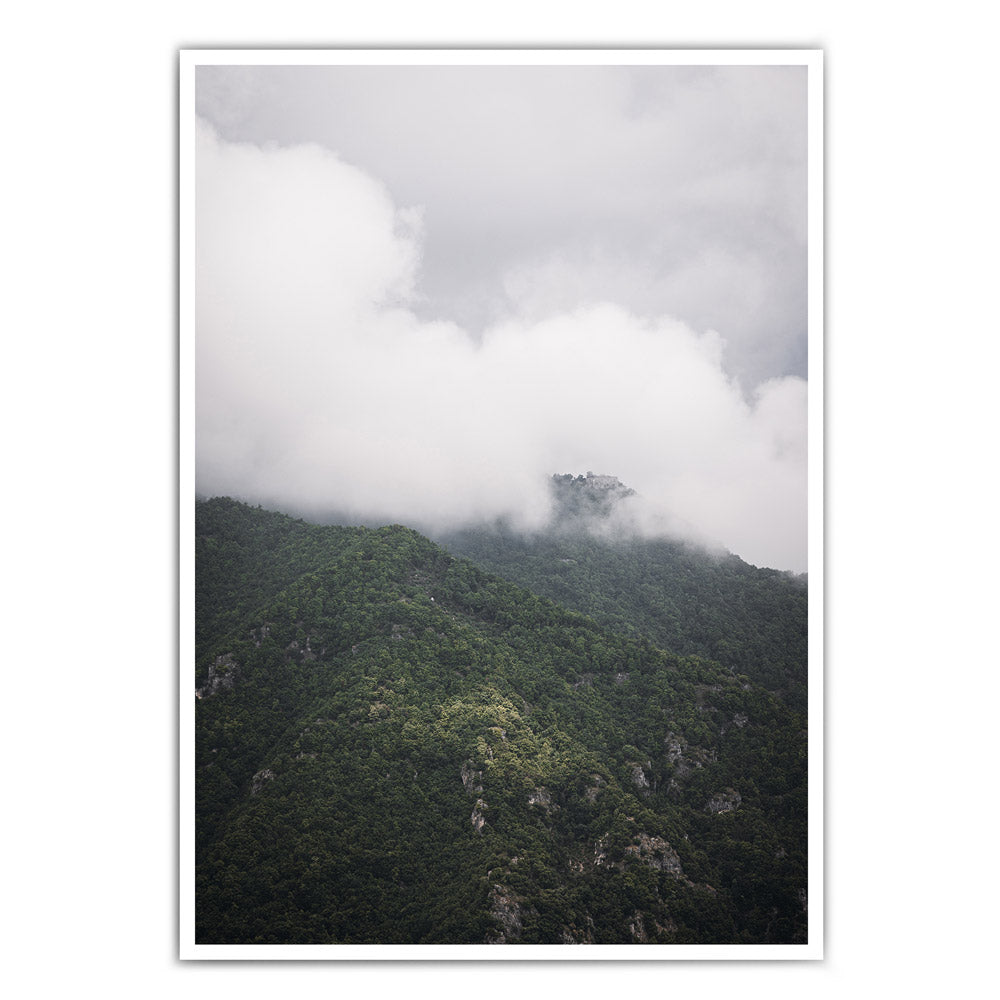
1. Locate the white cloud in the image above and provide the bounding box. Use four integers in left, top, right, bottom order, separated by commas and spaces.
196, 121, 807, 571
196, 65, 808, 388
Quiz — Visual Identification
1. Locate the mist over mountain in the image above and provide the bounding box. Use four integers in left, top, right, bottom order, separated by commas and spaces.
195, 117, 808, 574
440, 473, 807, 711
265, 469, 773, 566
190, 59, 813, 953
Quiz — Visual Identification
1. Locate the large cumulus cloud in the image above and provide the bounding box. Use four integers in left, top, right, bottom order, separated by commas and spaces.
196, 121, 807, 571
196, 64, 809, 389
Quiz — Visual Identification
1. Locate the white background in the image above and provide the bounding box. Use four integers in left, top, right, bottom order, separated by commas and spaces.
3, 3, 996, 998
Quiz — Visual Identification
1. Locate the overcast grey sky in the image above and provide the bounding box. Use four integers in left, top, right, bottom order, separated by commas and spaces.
194, 61, 811, 571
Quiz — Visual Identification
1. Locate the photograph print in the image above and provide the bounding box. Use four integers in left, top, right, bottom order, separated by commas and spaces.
182, 49, 821, 957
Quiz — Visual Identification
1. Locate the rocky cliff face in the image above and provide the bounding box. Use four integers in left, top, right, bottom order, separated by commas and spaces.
249, 768, 274, 795
195, 653, 238, 698
624, 833, 683, 874
705, 788, 742, 814
486, 883, 523, 944
471, 798, 488, 833
548, 472, 638, 527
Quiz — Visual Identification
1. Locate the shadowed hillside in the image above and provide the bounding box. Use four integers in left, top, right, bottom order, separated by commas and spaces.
194, 497, 808, 945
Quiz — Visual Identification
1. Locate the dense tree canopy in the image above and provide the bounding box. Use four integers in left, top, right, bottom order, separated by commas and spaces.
440, 474, 808, 710
194, 496, 808, 945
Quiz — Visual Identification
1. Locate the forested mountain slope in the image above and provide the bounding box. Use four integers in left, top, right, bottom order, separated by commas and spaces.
440, 474, 808, 710
194, 497, 807, 945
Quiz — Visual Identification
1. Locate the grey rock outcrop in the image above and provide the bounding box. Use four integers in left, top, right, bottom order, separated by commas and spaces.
471, 798, 488, 833
705, 788, 742, 814
485, 883, 523, 943
196, 654, 238, 699
250, 768, 275, 795
624, 833, 683, 875
527, 787, 555, 813
461, 760, 483, 795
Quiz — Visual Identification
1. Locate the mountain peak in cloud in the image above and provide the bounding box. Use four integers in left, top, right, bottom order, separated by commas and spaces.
541, 472, 721, 554
551, 471, 634, 520
195, 120, 807, 573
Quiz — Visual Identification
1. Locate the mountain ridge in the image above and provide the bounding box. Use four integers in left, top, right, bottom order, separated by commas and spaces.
193, 497, 808, 945
439, 473, 808, 710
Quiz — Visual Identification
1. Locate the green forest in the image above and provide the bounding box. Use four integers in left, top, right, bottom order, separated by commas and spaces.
441, 474, 808, 710
193, 487, 809, 945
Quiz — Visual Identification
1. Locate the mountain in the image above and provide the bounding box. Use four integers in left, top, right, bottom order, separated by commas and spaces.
439, 473, 808, 711
194, 496, 808, 945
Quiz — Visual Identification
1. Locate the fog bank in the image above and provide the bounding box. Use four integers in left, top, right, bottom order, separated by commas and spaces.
196, 121, 807, 571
